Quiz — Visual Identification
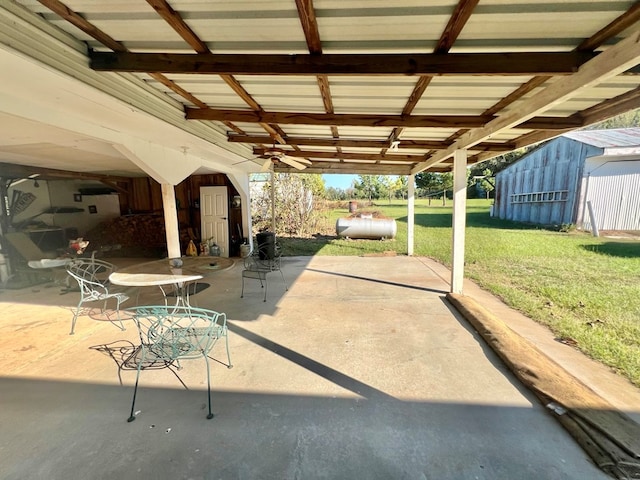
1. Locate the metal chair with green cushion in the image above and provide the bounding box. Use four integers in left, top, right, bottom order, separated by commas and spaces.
241, 238, 288, 302
65, 258, 130, 335
125, 305, 232, 422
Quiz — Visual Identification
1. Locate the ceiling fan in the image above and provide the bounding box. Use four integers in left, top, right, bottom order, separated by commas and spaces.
257, 147, 312, 172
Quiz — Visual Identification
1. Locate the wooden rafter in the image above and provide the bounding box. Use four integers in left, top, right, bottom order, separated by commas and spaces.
442, 2, 640, 158
577, 2, 640, 51
188, 108, 582, 130
295, 0, 337, 162
89, 51, 594, 76
275, 163, 416, 175
499, 4, 640, 150
145, 0, 208, 53
435, 0, 480, 54
253, 148, 426, 162
579, 85, 640, 126
32, 0, 640, 178
144, 0, 285, 144
385, 0, 480, 157
412, 31, 640, 173
295, 0, 322, 55
38, 0, 126, 52
229, 135, 513, 152
37, 0, 207, 112
512, 86, 640, 149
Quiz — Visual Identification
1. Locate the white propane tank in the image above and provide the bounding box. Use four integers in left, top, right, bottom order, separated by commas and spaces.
335, 217, 397, 239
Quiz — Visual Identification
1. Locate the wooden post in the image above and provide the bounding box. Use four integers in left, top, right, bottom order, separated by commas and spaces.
270, 171, 276, 233
407, 174, 415, 256
451, 149, 467, 294
161, 183, 181, 258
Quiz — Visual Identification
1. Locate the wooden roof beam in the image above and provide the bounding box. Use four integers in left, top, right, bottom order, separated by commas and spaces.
188, 108, 582, 130
512, 86, 640, 149
383, 0, 479, 155
412, 31, 640, 174
90, 51, 595, 76
578, 3, 640, 51
444, 3, 640, 154
38, 0, 209, 110
253, 148, 426, 162
229, 134, 513, 152
275, 164, 415, 175
144, 0, 285, 143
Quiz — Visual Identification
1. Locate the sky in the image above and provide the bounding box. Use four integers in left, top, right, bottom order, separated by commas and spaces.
323, 174, 357, 190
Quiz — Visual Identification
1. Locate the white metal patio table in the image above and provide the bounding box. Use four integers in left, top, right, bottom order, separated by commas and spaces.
109, 256, 234, 307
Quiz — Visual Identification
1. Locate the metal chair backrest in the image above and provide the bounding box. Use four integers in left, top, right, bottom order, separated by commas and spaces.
66, 258, 114, 299
125, 305, 231, 422
241, 238, 288, 301
65, 258, 128, 334
129, 305, 227, 361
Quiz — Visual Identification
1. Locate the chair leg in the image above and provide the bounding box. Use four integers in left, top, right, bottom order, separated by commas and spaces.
263, 276, 267, 302
204, 353, 214, 419
128, 346, 146, 423
279, 269, 288, 292
114, 297, 126, 331
69, 300, 82, 335
240, 275, 245, 298
224, 327, 233, 369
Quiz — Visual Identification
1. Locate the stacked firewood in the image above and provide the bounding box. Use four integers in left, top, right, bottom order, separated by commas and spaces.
84, 214, 168, 257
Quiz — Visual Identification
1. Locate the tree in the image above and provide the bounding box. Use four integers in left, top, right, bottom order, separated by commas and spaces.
440, 172, 454, 206
394, 176, 408, 199
381, 175, 395, 203
325, 186, 347, 200
301, 174, 325, 198
353, 175, 384, 201
468, 147, 530, 179
415, 172, 441, 204
479, 169, 495, 199
250, 173, 318, 237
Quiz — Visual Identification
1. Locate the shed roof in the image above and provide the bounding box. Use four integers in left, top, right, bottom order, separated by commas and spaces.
563, 128, 640, 148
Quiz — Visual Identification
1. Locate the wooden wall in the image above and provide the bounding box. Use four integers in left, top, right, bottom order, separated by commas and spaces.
119, 174, 243, 256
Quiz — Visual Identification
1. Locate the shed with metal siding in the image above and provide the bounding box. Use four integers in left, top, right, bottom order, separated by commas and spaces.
493, 128, 640, 231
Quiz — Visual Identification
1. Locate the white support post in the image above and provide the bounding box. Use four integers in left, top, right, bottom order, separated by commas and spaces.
270, 171, 276, 233
161, 183, 181, 258
407, 174, 415, 256
450, 149, 468, 294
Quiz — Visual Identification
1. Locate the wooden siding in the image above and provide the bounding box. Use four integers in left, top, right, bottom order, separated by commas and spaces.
120, 174, 243, 256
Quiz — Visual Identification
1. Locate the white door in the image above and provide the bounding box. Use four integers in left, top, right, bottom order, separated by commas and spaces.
200, 186, 229, 257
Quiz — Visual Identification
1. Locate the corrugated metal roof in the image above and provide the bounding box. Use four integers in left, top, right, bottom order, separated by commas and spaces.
563, 128, 640, 148
3, 0, 640, 176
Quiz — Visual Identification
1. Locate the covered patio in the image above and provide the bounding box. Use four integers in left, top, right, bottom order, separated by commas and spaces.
1, 2, 640, 478
4, 255, 639, 479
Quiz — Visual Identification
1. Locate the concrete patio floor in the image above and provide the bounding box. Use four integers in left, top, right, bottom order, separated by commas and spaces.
1, 255, 639, 479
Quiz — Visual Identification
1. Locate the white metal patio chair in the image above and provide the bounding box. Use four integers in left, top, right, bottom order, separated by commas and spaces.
125, 305, 232, 422
65, 258, 130, 335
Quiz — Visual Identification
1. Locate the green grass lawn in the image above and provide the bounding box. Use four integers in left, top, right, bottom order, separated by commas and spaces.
278, 198, 640, 387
